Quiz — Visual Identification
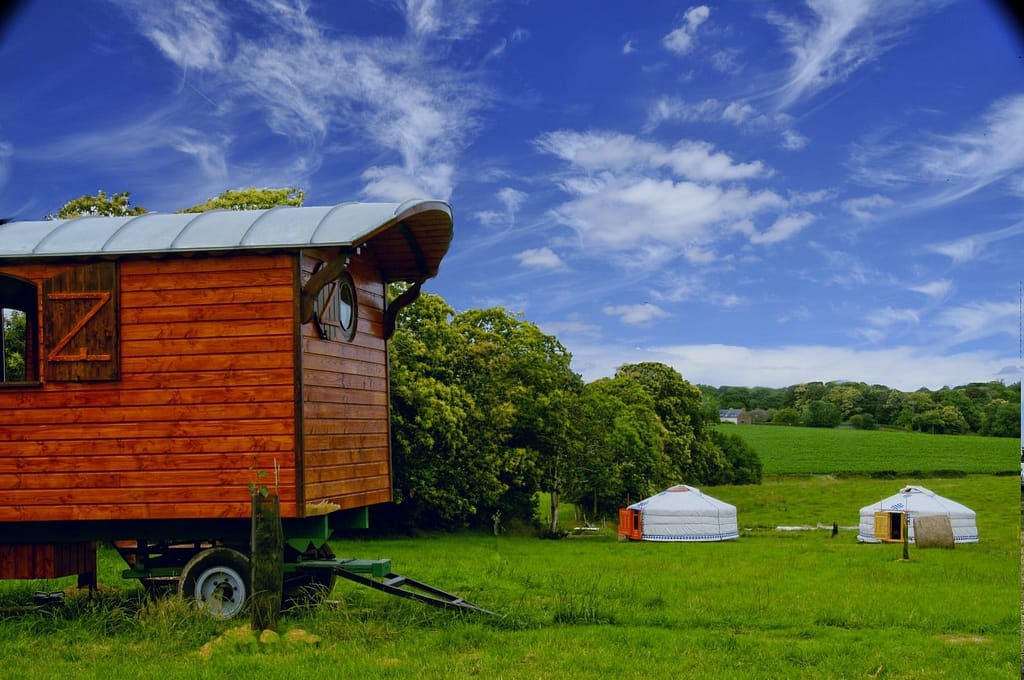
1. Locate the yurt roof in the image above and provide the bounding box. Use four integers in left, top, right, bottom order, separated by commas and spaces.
628, 485, 735, 513
861, 485, 975, 516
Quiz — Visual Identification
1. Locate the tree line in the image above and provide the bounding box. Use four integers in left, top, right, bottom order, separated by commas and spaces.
703, 380, 1020, 437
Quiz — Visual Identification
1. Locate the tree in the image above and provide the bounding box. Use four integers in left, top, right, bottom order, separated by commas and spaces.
615, 362, 729, 484
2, 310, 26, 381
568, 377, 669, 518
386, 292, 582, 531
801, 400, 841, 428
709, 430, 763, 485
48, 190, 146, 219
771, 407, 801, 425
178, 187, 305, 213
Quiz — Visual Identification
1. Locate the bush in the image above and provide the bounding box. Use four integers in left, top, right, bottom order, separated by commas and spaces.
771, 407, 800, 425
848, 413, 875, 430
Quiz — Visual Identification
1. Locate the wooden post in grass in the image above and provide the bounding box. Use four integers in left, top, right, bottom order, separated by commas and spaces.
251, 490, 283, 631
901, 513, 910, 561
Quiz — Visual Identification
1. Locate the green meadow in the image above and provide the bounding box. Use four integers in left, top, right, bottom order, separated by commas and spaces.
0, 426, 1020, 679
719, 424, 1019, 476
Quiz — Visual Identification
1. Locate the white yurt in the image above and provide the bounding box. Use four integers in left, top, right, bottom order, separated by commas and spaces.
857, 485, 978, 544
618, 485, 738, 542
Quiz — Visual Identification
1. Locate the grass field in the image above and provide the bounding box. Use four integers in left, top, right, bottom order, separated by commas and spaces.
719, 424, 1019, 476
0, 429, 1020, 679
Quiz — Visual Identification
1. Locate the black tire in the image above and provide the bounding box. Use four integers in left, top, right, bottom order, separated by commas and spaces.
178, 547, 250, 619
282, 544, 338, 611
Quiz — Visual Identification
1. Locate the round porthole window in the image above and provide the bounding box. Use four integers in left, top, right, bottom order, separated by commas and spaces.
312, 269, 357, 342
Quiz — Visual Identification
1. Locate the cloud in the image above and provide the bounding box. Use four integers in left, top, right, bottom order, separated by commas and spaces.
536, 131, 766, 182
662, 5, 710, 56
497, 187, 527, 219
361, 162, 453, 201
934, 300, 1019, 348
842, 193, 894, 219
909, 95, 1024, 209
0, 140, 11, 190
645, 97, 808, 152
765, 0, 948, 110
750, 212, 815, 244
110, 0, 488, 202
867, 306, 920, 328
517, 247, 566, 271
908, 279, 952, 299
120, 0, 229, 72
536, 129, 797, 266
566, 341, 1016, 391
780, 129, 809, 150
925, 219, 1024, 264
622, 40, 636, 55
603, 303, 671, 325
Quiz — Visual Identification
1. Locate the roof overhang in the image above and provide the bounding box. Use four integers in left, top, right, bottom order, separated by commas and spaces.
0, 199, 453, 283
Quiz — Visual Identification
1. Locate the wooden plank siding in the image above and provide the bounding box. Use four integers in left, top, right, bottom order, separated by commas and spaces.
0, 253, 301, 522
299, 253, 393, 511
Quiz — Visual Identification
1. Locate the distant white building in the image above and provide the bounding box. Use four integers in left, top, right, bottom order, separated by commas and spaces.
718, 408, 746, 424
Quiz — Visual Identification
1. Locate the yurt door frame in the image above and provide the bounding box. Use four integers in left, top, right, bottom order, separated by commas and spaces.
873, 511, 905, 542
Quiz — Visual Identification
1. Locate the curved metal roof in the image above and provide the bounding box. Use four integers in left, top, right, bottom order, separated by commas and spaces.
0, 199, 454, 282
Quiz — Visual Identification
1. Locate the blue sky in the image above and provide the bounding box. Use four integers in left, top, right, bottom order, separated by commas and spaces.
1, 1, 1022, 391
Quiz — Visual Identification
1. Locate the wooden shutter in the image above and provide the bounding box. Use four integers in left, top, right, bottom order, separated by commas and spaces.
43, 262, 119, 382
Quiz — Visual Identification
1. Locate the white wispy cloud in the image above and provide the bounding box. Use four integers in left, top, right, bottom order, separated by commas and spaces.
622, 40, 636, 55
750, 212, 815, 244
867, 306, 920, 328
663, 5, 710, 56
536, 131, 766, 182
517, 247, 566, 271
908, 279, 952, 299
0, 140, 12, 191
925, 219, 1024, 264
934, 300, 1019, 348
603, 303, 671, 325
109, 0, 489, 203
842, 193, 894, 219
497, 187, 527, 220
765, 0, 948, 110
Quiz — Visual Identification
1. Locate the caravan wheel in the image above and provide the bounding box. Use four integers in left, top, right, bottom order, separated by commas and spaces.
178, 547, 250, 619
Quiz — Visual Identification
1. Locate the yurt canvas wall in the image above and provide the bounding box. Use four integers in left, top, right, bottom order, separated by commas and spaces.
619, 485, 738, 542
857, 485, 978, 544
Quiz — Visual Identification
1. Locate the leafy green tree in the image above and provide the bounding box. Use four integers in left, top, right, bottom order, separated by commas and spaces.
848, 413, 875, 430
48, 190, 146, 219
2, 310, 26, 380
568, 377, 669, 518
708, 430, 763, 485
387, 292, 581, 531
801, 400, 841, 428
178, 187, 305, 213
913, 405, 968, 434
616, 362, 729, 484
771, 407, 801, 425
979, 400, 1020, 437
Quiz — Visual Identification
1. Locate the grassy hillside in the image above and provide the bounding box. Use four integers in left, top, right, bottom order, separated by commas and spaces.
719, 424, 1019, 476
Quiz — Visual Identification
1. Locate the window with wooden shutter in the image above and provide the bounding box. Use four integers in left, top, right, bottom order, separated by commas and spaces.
0, 274, 40, 384
43, 262, 119, 382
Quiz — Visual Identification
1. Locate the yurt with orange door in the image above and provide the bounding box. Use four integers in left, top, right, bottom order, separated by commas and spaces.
618, 485, 738, 542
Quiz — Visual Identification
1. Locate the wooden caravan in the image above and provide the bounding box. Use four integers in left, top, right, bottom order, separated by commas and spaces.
0, 200, 453, 605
